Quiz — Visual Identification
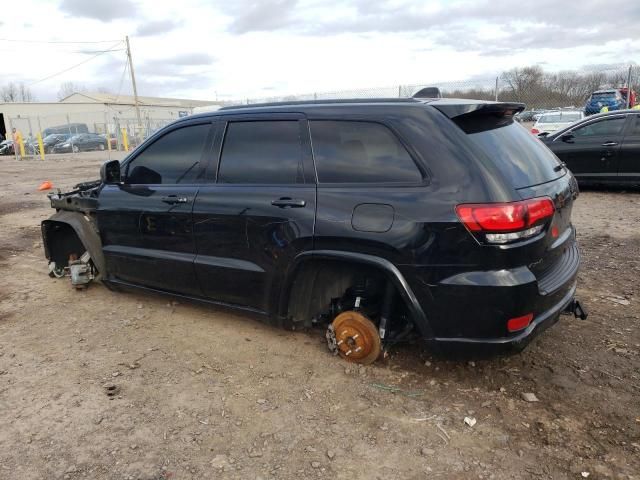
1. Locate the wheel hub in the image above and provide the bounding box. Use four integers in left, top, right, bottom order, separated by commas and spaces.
328, 310, 381, 365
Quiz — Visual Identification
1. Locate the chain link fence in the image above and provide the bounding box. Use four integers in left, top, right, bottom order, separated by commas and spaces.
4, 110, 174, 160
236, 64, 640, 113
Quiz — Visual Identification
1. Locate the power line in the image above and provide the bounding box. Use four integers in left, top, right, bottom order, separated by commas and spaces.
0, 38, 123, 44
27, 42, 123, 87
72, 47, 126, 54
113, 58, 130, 102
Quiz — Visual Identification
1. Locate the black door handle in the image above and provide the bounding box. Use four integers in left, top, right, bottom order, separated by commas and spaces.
161, 195, 189, 204
271, 198, 306, 208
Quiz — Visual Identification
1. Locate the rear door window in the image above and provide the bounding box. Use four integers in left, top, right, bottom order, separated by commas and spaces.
218, 121, 304, 184
463, 122, 564, 189
309, 120, 422, 184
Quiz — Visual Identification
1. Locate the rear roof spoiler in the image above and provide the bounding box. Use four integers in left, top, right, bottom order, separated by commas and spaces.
432, 101, 525, 119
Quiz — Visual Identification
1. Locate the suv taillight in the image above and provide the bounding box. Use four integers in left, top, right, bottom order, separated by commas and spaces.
455, 197, 555, 244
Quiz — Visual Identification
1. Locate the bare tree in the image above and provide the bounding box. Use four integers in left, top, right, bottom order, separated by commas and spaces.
500, 66, 545, 104
1, 82, 35, 102
19, 83, 34, 102
57, 81, 87, 100
0, 83, 19, 102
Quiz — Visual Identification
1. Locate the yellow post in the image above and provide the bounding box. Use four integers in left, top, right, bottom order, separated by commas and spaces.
106, 133, 112, 152
18, 137, 25, 158
37, 133, 45, 160
121, 128, 129, 152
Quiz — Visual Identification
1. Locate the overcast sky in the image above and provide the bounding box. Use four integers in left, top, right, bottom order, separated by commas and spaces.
1, 0, 639, 102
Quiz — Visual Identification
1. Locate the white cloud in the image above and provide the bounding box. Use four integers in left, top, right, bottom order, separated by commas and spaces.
135, 19, 182, 37
0, 0, 637, 102
59, 0, 138, 22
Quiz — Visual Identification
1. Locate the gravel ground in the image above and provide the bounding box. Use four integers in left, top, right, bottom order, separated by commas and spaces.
0, 154, 639, 480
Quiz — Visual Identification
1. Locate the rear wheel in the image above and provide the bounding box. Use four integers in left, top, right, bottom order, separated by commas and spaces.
328, 310, 381, 365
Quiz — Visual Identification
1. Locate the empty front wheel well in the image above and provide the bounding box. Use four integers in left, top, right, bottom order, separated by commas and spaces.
42, 221, 86, 269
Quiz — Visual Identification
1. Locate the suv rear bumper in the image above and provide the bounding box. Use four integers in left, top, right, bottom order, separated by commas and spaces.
405, 240, 581, 350
428, 282, 576, 351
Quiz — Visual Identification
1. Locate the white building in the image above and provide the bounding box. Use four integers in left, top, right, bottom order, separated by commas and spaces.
0, 92, 220, 140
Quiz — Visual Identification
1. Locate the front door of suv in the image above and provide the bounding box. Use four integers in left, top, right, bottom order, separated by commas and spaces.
192, 115, 316, 313
97, 121, 214, 295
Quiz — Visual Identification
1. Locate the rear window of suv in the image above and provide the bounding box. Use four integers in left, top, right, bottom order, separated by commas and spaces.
462, 121, 564, 189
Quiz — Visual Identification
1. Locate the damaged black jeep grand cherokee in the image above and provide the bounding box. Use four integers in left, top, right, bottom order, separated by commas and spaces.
42, 98, 587, 364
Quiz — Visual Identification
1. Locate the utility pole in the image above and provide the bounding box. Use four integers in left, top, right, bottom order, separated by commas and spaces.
125, 36, 143, 136
626, 65, 632, 109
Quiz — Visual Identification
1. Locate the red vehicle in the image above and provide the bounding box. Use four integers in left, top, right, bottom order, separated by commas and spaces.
619, 87, 637, 108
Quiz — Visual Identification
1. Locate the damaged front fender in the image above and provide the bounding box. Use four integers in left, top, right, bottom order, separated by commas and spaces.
41, 210, 106, 280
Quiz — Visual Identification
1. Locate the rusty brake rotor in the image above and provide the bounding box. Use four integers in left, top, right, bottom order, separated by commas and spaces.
330, 310, 381, 365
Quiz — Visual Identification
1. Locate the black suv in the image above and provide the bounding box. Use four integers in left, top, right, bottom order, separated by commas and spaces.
42, 98, 586, 363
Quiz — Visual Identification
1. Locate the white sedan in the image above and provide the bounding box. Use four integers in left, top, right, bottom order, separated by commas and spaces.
531, 111, 584, 135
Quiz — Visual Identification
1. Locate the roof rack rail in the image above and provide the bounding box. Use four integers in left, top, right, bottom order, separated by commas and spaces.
219, 97, 421, 110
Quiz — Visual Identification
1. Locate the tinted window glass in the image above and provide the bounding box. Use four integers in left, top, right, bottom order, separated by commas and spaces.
218, 121, 303, 184
465, 122, 563, 189
572, 117, 626, 137
126, 124, 209, 184
538, 112, 582, 123
631, 115, 640, 135
310, 121, 421, 183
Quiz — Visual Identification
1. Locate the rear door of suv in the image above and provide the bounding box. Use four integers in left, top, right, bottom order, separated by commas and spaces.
192, 114, 316, 312
309, 119, 427, 260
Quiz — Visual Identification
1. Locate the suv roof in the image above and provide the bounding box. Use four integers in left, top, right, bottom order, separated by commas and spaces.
196, 97, 524, 120
218, 97, 428, 110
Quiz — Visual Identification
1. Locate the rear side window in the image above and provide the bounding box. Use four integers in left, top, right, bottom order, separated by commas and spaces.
572, 117, 626, 137
126, 124, 210, 184
218, 121, 304, 184
310, 121, 422, 184
463, 122, 563, 189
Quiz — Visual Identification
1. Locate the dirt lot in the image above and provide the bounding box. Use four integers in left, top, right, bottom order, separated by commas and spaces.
1, 154, 639, 480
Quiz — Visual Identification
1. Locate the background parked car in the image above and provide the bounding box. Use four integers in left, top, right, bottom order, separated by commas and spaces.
531, 110, 584, 135
100, 133, 118, 150
0, 140, 14, 155
42, 123, 89, 137
515, 110, 543, 122
52, 133, 108, 153
541, 110, 640, 186
584, 89, 626, 115
40, 134, 70, 153
619, 87, 637, 109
